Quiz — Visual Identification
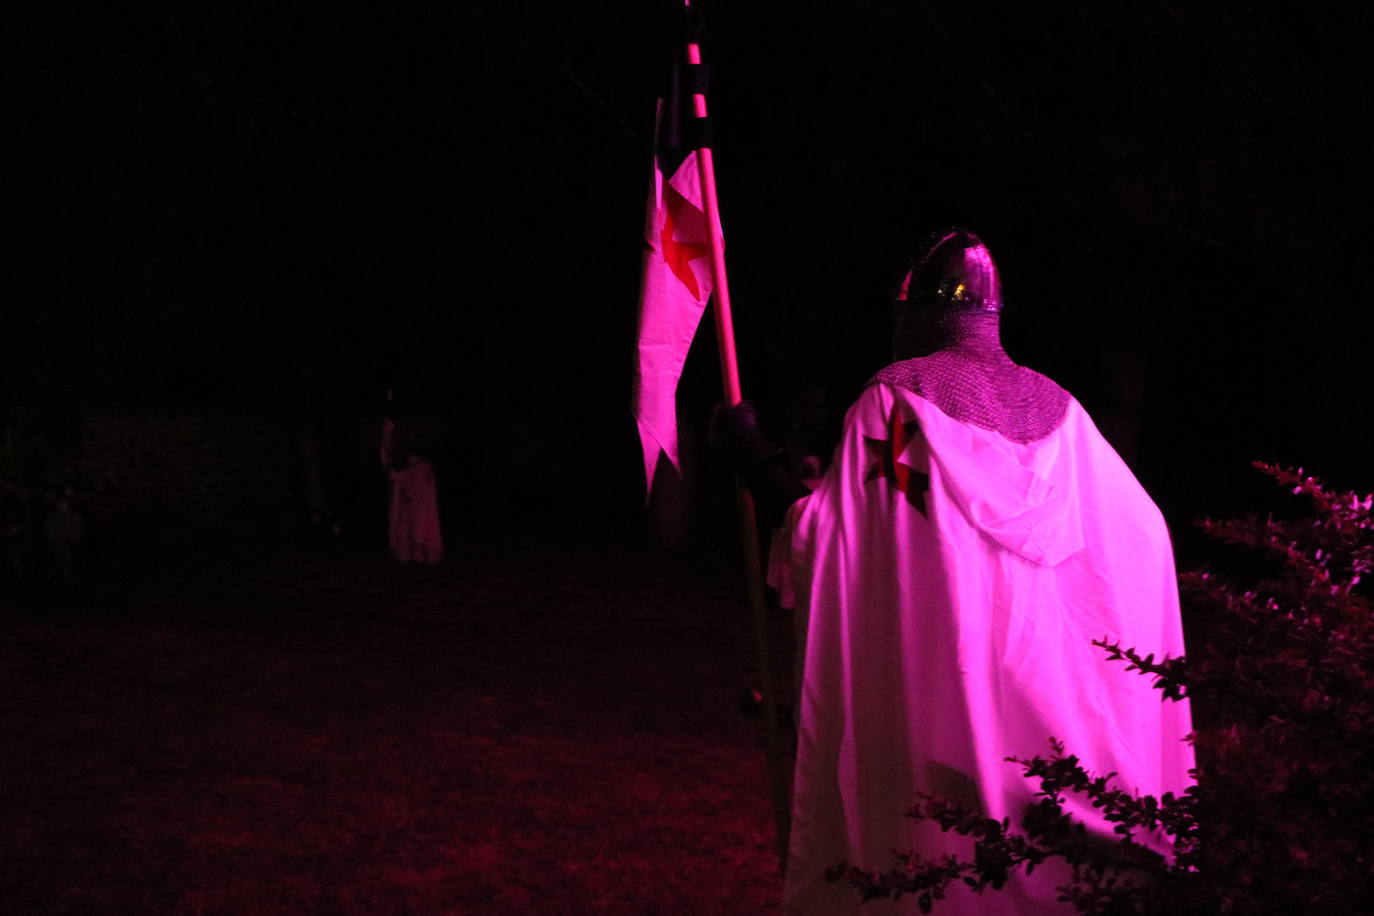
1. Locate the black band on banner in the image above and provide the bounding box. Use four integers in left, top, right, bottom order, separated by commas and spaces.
684, 5, 706, 45
684, 62, 709, 96
686, 116, 712, 151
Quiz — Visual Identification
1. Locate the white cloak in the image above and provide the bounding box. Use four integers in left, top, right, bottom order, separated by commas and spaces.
770, 381, 1194, 915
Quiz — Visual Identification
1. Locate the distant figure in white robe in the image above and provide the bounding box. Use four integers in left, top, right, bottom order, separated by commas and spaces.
380, 418, 442, 564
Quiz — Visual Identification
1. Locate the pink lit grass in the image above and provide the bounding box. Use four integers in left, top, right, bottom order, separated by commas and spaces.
1, 538, 784, 914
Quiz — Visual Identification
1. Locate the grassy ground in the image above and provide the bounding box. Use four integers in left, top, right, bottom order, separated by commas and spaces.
1, 530, 789, 914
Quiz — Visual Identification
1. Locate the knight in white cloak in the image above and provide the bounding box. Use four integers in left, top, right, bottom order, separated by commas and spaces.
718, 229, 1194, 914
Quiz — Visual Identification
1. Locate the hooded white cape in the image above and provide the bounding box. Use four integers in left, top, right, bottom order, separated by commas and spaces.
771, 381, 1194, 914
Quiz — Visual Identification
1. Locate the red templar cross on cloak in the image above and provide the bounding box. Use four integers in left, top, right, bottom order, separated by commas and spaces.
863, 406, 931, 516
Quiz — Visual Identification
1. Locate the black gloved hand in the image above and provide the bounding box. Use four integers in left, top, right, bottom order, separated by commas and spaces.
711, 399, 784, 476
711, 399, 812, 528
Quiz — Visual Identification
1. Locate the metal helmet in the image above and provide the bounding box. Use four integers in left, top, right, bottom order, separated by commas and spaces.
892, 228, 1003, 360
895, 228, 1002, 312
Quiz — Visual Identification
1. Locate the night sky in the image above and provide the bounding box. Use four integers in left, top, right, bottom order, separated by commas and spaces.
9, 2, 1372, 549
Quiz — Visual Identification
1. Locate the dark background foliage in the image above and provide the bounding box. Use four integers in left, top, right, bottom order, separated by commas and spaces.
6, 1, 1371, 547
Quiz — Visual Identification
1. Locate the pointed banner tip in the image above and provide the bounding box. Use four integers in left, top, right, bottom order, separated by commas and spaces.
637, 420, 682, 505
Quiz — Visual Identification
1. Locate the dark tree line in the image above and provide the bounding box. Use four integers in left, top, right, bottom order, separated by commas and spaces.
6, 2, 1370, 531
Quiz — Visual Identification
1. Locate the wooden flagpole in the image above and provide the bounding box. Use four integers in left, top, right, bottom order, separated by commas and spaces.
683, 6, 791, 869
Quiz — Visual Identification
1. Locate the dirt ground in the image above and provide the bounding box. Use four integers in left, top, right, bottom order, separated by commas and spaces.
1, 529, 792, 914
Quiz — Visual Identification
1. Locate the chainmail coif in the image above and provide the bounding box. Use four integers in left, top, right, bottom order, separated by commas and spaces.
872, 311, 1070, 444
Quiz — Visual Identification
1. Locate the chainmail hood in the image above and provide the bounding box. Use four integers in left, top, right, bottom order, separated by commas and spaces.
872, 310, 1070, 444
